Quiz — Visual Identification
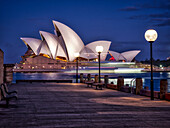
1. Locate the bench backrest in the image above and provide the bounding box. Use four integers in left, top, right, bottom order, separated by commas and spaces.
2, 83, 9, 93
0, 87, 2, 101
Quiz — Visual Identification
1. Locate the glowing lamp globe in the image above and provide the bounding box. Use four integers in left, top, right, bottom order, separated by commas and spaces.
96, 46, 103, 53
74, 53, 80, 58
145, 29, 158, 42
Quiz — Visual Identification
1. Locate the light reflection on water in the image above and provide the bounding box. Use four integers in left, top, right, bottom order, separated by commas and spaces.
13, 71, 170, 92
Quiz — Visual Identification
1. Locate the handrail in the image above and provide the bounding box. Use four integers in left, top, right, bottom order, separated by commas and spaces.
130, 78, 136, 93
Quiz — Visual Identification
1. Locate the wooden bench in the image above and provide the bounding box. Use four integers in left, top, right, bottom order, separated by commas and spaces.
0, 85, 17, 107
85, 81, 94, 88
121, 86, 131, 93
93, 83, 104, 90
107, 84, 117, 90
1, 83, 17, 94
165, 93, 170, 101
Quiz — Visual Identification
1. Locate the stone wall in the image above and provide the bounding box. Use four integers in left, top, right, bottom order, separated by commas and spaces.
4, 64, 15, 84
0, 49, 4, 84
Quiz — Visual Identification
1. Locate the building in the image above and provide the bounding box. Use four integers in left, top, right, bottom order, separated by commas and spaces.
17, 20, 141, 71
21, 20, 111, 62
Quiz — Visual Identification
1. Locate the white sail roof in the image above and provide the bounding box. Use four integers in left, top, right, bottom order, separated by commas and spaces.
121, 50, 141, 62
80, 46, 97, 59
86, 41, 111, 61
109, 51, 122, 61
20, 38, 42, 55
109, 50, 141, 62
56, 44, 67, 58
40, 31, 61, 59
53, 20, 84, 61
38, 40, 52, 58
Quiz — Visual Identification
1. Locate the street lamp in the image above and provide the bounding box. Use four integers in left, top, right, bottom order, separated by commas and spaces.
145, 29, 158, 100
96, 46, 103, 83
74, 53, 80, 83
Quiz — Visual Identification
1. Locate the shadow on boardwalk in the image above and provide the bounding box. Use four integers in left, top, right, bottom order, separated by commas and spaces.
0, 83, 170, 128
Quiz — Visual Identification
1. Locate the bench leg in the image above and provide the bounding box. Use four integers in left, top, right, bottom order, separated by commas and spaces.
6, 100, 9, 107
87, 84, 90, 88
99, 85, 102, 90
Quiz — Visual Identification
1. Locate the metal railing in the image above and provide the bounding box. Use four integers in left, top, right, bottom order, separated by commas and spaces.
130, 78, 136, 93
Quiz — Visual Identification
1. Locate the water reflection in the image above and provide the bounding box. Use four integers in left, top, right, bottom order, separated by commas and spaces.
13, 71, 170, 92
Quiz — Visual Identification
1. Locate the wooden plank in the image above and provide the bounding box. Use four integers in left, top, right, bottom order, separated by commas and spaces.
16, 79, 73, 83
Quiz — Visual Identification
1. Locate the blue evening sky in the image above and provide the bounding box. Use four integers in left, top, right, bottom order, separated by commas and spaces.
0, 0, 169, 63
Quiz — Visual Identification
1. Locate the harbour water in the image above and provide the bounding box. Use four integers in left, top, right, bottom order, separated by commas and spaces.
13, 70, 170, 92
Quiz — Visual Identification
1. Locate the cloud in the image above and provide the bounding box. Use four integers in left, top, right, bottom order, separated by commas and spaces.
129, 15, 147, 20
139, 0, 170, 10
120, 0, 170, 12
128, 12, 170, 27
129, 12, 170, 20
120, 0, 170, 27
149, 12, 170, 18
152, 18, 170, 27
120, 6, 140, 11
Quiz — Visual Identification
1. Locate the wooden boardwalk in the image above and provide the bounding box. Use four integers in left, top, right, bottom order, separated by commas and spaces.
0, 82, 170, 128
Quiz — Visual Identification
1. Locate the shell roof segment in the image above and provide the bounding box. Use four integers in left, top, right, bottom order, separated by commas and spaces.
40, 31, 62, 59
86, 41, 111, 61
53, 20, 85, 61
20, 38, 42, 55
80, 46, 97, 59
38, 40, 52, 58
109, 50, 141, 62
109, 51, 122, 61
121, 50, 141, 62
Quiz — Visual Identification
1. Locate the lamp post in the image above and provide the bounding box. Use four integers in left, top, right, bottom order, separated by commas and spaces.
74, 53, 80, 83
96, 46, 103, 83
145, 29, 158, 100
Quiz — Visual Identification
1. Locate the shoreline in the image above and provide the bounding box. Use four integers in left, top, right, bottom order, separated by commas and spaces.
13, 69, 170, 73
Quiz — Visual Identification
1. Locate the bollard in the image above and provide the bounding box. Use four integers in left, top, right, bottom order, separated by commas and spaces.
94, 75, 98, 83
0, 49, 4, 84
87, 74, 91, 81
117, 76, 124, 91
80, 73, 84, 83
104, 75, 109, 87
136, 78, 143, 95
144, 86, 149, 90
160, 79, 168, 100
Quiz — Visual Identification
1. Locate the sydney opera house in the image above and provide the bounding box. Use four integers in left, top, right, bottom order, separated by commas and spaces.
15, 20, 141, 70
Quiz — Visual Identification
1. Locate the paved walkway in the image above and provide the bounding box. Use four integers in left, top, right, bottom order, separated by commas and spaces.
0, 83, 170, 128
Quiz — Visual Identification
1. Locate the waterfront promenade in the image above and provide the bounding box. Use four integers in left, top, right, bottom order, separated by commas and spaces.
0, 83, 170, 128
